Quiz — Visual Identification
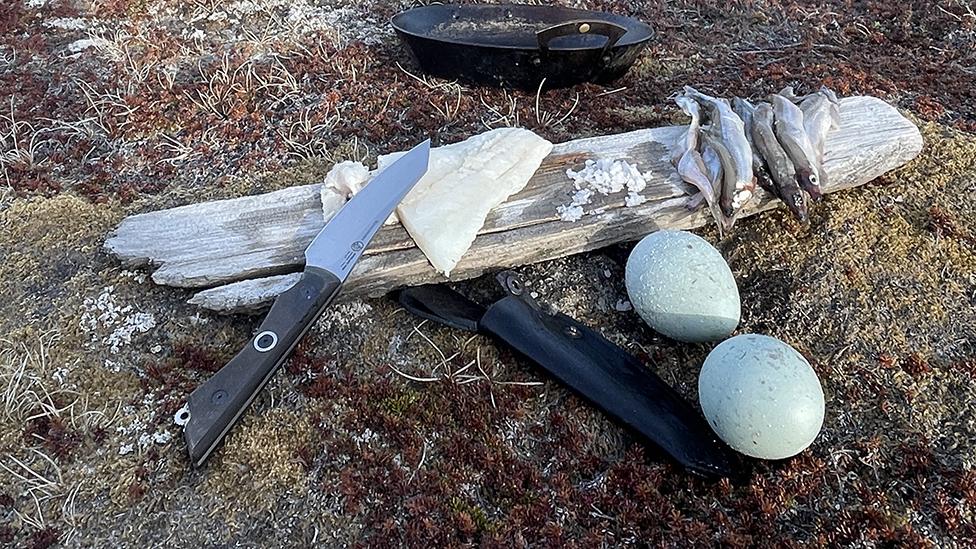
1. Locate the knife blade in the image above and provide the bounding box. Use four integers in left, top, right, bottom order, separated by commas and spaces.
182, 140, 431, 467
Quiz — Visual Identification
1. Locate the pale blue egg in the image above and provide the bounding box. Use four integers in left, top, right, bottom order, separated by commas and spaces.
624, 230, 740, 342
699, 334, 825, 459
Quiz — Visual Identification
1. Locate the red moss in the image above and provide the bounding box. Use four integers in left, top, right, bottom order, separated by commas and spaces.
896, 440, 935, 479
23, 415, 82, 461
928, 206, 976, 246
902, 353, 932, 379
127, 481, 147, 503
25, 527, 59, 549
173, 344, 223, 374
957, 469, 976, 505
0, 3, 26, 35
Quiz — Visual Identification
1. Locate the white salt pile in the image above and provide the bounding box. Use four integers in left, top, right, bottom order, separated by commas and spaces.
557, 158, 650, 222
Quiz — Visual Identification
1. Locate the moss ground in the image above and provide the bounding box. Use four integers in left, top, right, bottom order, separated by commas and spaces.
1, 1, 975, 547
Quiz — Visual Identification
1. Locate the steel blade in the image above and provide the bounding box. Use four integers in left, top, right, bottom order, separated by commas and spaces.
305, 139, 430, 280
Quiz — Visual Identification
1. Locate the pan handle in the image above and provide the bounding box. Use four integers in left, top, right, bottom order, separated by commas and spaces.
536, 20, 628, 53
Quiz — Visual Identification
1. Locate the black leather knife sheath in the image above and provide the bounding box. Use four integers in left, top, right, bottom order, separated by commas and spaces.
396, 272, 740, 480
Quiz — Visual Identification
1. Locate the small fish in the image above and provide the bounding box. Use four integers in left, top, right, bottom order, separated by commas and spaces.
671, 95, 702, 166
799, 88, 841, 188
699, 140, 734, 234
684, 87, 756, 194
701, 142, 722, 189
751, 103, 808, 222
732, 97, 776, 198
771, 94, 823, 200
702, 130, 739, 219
677, 149, 729, 235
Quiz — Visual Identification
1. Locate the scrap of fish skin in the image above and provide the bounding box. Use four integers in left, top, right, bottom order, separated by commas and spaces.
683, 86, 756, 193
752, 103, 808, 222
771, 94, 823, 201
322, 161, 403, 225
378, 128, 553, 277
324, 160, 370, 198
671, 95, 703, 165
320, 185, 348, 225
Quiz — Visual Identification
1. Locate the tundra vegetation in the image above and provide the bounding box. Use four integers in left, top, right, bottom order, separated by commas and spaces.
0, 0, 974, 547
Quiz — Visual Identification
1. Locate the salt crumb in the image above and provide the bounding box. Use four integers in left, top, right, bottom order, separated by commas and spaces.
625, 192, 647, 207
566, 158, 648, 195
570, 188, 593, 206
152, 431, 172, 445
615, 299, 633, 312
557, 204, 584, 222
119, 443, 134, 456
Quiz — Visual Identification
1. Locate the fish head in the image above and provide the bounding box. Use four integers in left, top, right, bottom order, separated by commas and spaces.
783, 189, 809, 223
797, 168, 823, 201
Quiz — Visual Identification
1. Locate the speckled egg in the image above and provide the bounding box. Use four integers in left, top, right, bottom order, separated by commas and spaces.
698, 334, 825, 460
624, 230, 740, 342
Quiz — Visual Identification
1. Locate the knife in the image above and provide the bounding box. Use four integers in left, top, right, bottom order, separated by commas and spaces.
182, 140, 431, 467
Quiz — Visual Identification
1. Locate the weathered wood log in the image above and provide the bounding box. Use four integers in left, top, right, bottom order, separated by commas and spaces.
105, 96, 923, 313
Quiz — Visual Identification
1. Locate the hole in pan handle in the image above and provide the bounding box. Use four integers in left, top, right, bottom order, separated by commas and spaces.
536, 20, 628, 54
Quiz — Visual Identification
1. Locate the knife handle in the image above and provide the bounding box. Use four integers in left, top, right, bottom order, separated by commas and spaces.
183, 266, 341, 466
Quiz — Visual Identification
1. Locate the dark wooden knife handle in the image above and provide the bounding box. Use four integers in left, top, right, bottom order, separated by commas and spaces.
183, 266, 341, 466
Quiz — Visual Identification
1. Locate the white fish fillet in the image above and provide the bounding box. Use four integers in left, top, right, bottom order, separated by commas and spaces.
378, 128, 553, 277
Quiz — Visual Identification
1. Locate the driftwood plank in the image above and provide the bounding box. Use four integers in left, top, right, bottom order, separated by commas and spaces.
105, 96, 923, 313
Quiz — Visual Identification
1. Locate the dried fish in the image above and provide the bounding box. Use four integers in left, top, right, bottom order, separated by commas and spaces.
683, 87, 756, 197
771, 94, 823, 200
799, 87, 841, 187
701, 143, 722, 187
702, 130, 740, 219
752, 103, 808, 222
732, 97, 776, 197
672, 95, 728, 232
671, 95, 702, 165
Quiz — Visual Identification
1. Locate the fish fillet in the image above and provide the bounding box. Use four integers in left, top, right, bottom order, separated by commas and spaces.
378, 128, 553, 277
